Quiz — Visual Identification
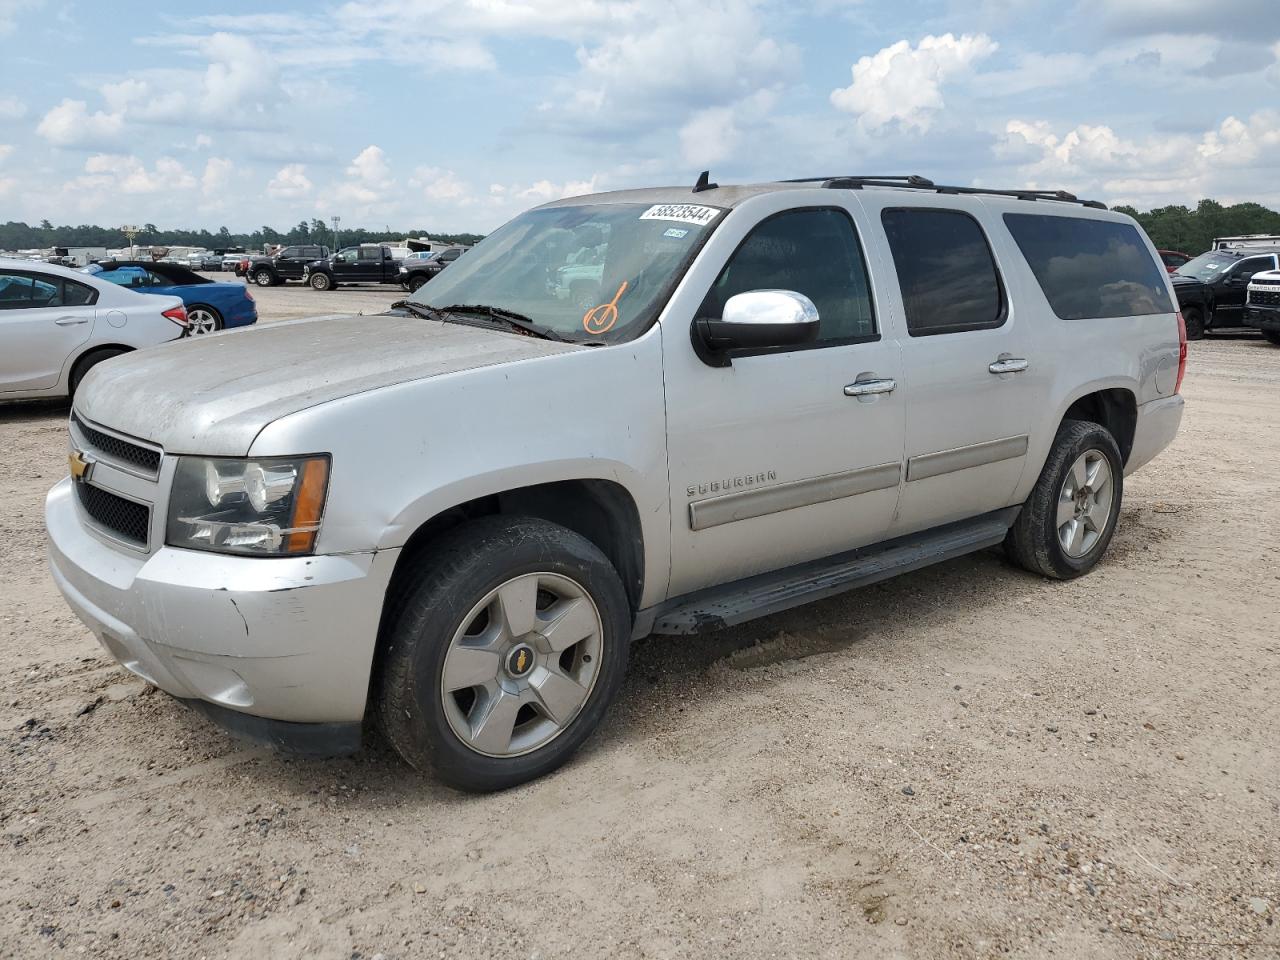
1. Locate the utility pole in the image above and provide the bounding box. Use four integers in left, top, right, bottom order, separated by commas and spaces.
121, 224, 139, 258
331, 216, 341, 252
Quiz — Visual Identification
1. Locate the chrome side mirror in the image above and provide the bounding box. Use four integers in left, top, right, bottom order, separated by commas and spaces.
695, 289, 820, 362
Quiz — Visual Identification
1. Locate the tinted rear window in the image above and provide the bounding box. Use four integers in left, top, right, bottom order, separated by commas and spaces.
1004, 214, 1173, 320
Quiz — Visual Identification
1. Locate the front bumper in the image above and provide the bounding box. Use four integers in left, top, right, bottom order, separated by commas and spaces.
1125, 394, 1184, 476
1244, 305, 1280, 331
46, 477, 399, 741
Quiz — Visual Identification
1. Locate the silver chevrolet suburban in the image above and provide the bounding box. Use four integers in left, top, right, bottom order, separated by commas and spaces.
46, 174, 1186, 791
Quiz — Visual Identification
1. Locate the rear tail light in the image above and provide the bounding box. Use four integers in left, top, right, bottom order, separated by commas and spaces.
1175, 311, 1187, 394
163, 305, 189, 328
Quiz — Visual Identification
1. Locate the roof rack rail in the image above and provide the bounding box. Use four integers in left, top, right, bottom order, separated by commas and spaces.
779, 174, 1107, 209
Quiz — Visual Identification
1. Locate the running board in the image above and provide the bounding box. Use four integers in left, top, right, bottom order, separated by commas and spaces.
646, 510, 1016, 636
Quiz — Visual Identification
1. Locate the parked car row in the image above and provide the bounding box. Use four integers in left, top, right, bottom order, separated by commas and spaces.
233, 243, 469, 293
1169, 245, 1280, 338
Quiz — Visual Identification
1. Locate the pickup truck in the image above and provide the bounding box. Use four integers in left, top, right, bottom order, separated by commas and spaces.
47, 173, 1185, 792
397, 246, 467, 293
1245, 270, 1280, 345
303, 245, 402, 291
243, 245, 331, 287
1171, 248, 1280, 338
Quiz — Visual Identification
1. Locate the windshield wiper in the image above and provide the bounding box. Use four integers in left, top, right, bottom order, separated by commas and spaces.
438, 304, 573, 343
390, 300, 449, 322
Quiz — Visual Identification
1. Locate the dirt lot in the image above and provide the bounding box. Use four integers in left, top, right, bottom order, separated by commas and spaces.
2, 323, 1278, 959
222, 273, 406, 324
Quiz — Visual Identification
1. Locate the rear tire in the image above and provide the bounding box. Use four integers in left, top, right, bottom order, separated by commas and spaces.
1261, 330, 1280, 346
185, 304, 223, 336
69, 347, 129, 399
1182, 306, 1205, 340
375, 516, 631, 792
1004, 419, 1124, 580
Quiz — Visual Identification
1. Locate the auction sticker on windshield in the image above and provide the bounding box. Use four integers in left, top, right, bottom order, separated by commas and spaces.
639, 204, 719, 226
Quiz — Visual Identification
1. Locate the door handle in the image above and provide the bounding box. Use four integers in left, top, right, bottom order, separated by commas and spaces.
988, 357, 1029, 375
54, 316, 89, 326
844, 378, 896, 397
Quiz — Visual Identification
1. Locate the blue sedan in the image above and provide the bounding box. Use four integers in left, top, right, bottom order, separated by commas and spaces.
82, 260, 258, 336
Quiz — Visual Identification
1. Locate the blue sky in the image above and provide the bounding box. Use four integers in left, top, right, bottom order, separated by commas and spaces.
1, 0, 1278, 233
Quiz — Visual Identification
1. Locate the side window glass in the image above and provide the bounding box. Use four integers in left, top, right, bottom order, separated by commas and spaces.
63, 280, 96, 306
280, 247, 298, 259
881, 208, 1005, 335
0, 272, 38, 308
1235, 257, 1270, 281
701, 208, 877, 344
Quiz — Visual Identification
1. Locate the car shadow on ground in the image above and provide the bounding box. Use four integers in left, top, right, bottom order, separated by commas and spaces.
165, 543, 1063, 805
0, 398, 70, 423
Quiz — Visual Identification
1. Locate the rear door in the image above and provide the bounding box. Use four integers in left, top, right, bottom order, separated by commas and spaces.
856, 197, 1045, 534
0, 271, 97, 392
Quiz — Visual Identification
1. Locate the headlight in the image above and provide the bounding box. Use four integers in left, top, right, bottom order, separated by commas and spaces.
166, 455, 330, 556
398, 266, 407, 273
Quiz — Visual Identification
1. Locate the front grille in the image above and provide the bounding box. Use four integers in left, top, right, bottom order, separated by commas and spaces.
1249, 290, 1280, 306
72, 415, 161, 475
75, 482, 150, 547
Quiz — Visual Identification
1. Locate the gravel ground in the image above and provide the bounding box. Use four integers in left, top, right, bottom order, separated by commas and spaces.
1, 323, 1278, 959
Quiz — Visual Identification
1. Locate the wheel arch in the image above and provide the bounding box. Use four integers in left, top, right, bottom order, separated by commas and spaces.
66, 342, 135, 394
383, 477, 647, 614
1060, 386, 1138, 465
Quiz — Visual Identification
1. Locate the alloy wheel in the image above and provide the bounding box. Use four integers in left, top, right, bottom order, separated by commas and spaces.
1056, 450, 1114, 558
186, 308, 218, 336
440, 572, 603, 758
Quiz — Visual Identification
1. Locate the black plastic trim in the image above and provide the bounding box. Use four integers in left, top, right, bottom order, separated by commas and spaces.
178, 696, 362, 757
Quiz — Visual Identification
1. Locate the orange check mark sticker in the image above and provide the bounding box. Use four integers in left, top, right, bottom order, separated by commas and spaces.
583, 281, 628, 335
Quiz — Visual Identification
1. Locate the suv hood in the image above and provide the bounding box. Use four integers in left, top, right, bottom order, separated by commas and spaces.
74, 312, 585, 455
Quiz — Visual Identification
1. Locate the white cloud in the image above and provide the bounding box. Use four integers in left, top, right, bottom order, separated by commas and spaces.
101, 78, 148, 113
36, 99, 125, 146
0, 144, 12, 163
678, 89, 778, 166
64, 154, 197, 195
0, 0, 43, 36
831, 33, 999, 133
346, 145, 391, 184
0, 95, 26, 119
410, 166, 470, 204
201, 157, 234, 196
200, 33, 280, 113
195, 133, 213, 149
266, 163, 312, 200
996, 110, 1280, 207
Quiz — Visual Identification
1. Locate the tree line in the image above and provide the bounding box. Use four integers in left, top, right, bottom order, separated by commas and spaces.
1110, 199, 1280, 255
4, 198, 1278, 258
0, 218, 485, 252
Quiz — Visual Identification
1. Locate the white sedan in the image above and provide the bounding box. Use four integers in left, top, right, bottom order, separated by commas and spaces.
0, 257, 189, 400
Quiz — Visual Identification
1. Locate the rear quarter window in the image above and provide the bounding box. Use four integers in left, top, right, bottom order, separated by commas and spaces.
1003, 213, 1173, 320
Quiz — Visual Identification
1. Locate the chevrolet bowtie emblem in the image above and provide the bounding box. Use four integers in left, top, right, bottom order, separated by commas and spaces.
68, 449, 94, 481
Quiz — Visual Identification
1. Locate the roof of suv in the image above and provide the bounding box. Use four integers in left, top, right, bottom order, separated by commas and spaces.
542, 174, 1109, 213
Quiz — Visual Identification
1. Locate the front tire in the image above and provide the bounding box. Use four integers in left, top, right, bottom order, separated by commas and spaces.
376, 516, 631, 792
1005, 420, 1124, 580
309, 272, 332, 291
407, 274, 429, 293
252, 269, 275, 287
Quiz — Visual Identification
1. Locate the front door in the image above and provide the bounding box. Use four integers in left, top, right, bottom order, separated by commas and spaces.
0, 270, 96, 392
663, 203, 905, 597
860, 199, 1042, 534
1217, 255, 1277, 324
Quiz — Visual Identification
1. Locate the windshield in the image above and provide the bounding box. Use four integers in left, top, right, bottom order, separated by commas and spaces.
1174, 252, 1241, 281
409, 202, 723, 343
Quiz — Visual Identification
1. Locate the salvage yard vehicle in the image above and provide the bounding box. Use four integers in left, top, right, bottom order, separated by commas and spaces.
46, 174, 1185, 792
83, 261, 257, 336
1245, 269, 1280, 345
1, 257, 187, 400
303, 244, 402, 290
1158, 249, 1191, 274
245, 244, 330, 287
1173, 247, 1280, 338
397, 246, 467, 293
